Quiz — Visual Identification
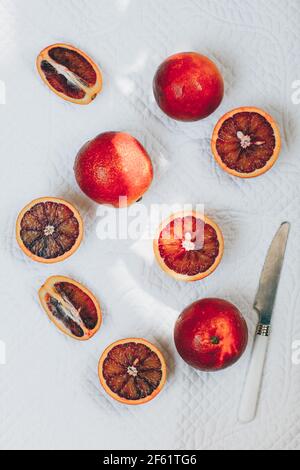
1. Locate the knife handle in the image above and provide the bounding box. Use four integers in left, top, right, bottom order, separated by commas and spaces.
238, 327, 270, 423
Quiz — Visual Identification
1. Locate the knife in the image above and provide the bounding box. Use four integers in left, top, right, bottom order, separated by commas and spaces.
238, 222, 291, 423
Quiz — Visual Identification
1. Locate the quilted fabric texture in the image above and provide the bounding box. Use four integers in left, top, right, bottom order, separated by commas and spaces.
0, 0, 300, 450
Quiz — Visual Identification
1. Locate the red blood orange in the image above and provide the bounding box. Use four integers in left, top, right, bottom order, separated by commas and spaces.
37, 43, 102, 105
174, 298, 248, 371
39, 276, 102, 341
153, 52, 224, 121
16, 197, 83, 264
212, 107, 281, 178
98, 339, 167, 405
74, 132, 154, 208
153, 211, 224, 282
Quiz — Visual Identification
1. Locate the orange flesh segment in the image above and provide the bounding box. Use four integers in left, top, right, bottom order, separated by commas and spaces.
103, 342, 163, 401
20, 201, 80, 260
40, 60, 86, 100
48, 47, 97, 86
158, 216, 220, 276
216, 112, 276, 173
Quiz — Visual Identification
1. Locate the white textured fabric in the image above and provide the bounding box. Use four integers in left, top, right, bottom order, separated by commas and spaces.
0, 0, 300, 450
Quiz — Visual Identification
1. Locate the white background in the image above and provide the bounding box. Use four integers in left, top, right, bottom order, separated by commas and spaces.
0, 0, 300, 450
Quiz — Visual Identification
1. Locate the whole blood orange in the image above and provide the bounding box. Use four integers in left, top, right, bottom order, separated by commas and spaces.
153, 211, 224, 282
98, 339, 167, 405
74, 132, 154, 207
174, 298, 248, 372
16, 197, 83, 263
37, 44, 102, 105
153, 52, 224, 121
39, 276, 102, 340
212, 107, 281, 178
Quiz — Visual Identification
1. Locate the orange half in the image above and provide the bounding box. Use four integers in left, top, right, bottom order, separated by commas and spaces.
99, 339, 167, 405
154, 211, 224, 282
211, 107, 281, 178
37, 43, 102, 105
39, 276, 102, 341
16, 197, 83, 264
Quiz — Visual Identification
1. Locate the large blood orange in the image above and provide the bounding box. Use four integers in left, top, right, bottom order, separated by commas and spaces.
74, 132, 153, 207
153, 52, 224, 122
174, 298, 248, 372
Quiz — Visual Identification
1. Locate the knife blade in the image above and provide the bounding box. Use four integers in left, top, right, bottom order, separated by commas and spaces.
239, 222, 290, 423
254, 222, 291, 326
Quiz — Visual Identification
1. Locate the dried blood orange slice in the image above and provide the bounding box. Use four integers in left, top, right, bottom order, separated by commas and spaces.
37, 44, 102, 105
212, 107, 281, 178
99, 339, 167, 405
39, 276, 102, 341
153, 211, 224, 282
16, 197, 83, 263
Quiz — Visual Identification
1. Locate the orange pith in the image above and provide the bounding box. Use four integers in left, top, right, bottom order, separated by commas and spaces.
37, 43, 102, 105
16, 197, 83, 264
153, 211, 224, 282
39, 276, 102, 341
211, 107, 281, 178
98, 339, 167, 405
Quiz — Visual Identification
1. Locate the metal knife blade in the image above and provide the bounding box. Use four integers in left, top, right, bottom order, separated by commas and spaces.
254, 222, 290, 325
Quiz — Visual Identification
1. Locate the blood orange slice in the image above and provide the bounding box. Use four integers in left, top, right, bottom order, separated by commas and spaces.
39, 276, 102, 341
154, 211, 224, 282
212, 107, 281, 178
37, 44, 102, 105
99, 339, 167, 405
16, 197, 83, 263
